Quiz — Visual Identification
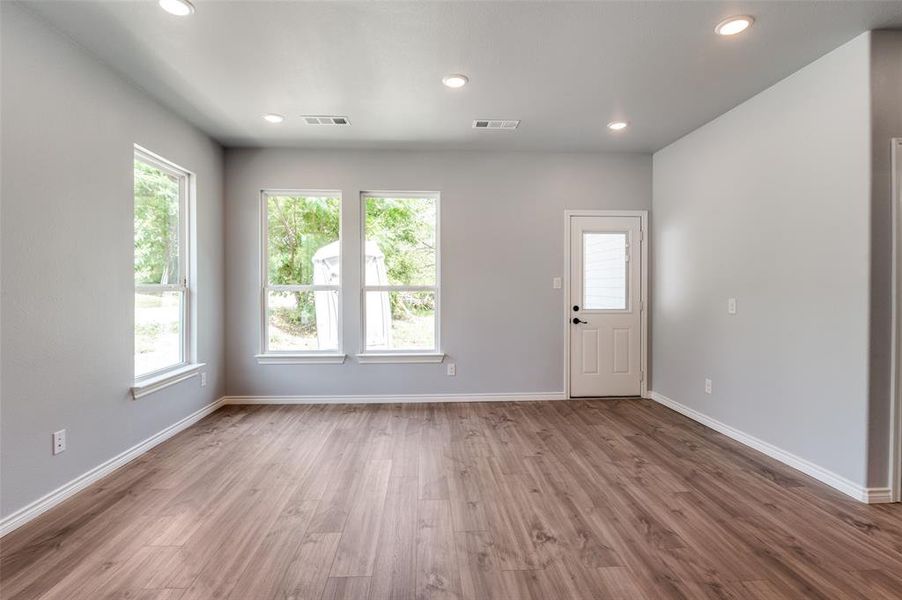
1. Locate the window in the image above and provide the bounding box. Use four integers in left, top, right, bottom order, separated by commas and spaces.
260, 191, 343, 360
134, 148, 191, 380
361, 192, 440, 357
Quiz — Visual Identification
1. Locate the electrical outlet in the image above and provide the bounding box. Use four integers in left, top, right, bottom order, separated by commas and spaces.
200, 372, 207, 387
728, 298, 737, 315
552, 277, 562, 289
705, 378, 712, 395
447, 363, 456, 376
52, 429, 66, 455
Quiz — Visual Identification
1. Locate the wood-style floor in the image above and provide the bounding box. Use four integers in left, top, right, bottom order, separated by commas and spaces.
2, 400, 902, 600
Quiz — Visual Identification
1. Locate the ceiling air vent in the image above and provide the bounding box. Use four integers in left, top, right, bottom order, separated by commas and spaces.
472, 119, 520, 130
302, 116, 351, 126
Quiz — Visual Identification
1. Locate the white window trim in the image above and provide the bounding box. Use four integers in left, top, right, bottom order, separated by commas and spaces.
133, 146, 200, 394
357, 191, 442, 362
131, 362, 205, 399
258, 190, 344, 362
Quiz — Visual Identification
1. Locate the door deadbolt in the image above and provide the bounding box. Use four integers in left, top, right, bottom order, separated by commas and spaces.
572, 305, 580, 312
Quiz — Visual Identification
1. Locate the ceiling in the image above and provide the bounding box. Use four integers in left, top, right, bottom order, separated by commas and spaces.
23, 1, 902, 153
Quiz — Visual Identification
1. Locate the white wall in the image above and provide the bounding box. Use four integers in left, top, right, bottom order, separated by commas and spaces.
651, 34, 873, 486
224, 149, 651, 397
0, 5, 225, 519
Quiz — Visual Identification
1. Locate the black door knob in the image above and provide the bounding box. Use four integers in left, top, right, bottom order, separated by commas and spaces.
572, 317, 588, 325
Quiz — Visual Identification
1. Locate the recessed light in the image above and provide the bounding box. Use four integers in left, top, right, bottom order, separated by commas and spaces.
715, 16, 754, 36
442, 74, 469, 89
158, 0, 195, 16
607, 121, 629, 131
263, 114, 284, 124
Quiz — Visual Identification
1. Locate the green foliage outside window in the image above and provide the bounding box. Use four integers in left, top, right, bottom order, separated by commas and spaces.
267, 195, 340, 337
265, 194, 437, 343
267, 195, 340, 286
364, 196, 436, 286
134, 161, 180, 285
365, 196, 437, 319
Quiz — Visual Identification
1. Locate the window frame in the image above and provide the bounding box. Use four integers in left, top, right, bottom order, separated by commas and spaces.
257, 189, 346, 363
133, 146, 194, 386
358, 191, 443, 361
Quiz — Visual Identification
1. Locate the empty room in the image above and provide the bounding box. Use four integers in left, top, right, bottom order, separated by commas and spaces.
2, 0, 902, 598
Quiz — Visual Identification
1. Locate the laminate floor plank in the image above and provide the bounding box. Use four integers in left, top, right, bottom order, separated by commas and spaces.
367, 476, 418, 600
2, 400, 900, 600
278, 532, 342, 600
415, 500, 463, 600
225, 499, 319, 599
330, 459, 393, 577
320, 576, 371, 600
454, 531, 509, 600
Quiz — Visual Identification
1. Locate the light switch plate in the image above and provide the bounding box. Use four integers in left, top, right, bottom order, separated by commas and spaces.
552, 277, 562, 289
728, 298, 737, 315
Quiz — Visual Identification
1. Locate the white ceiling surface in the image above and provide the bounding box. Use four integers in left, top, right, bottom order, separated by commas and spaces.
23, 1, 902, 152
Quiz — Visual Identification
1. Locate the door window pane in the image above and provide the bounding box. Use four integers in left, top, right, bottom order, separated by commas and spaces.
135, 290, 183, 377
583, 233, 627, 310
365, 291, 435, 350
267, 290, 339, 351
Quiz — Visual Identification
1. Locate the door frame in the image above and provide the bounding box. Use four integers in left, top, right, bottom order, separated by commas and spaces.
891, 138, 902, 502
564, 209, 649, 399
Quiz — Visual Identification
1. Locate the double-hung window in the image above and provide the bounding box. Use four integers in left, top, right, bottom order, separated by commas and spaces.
360, 192, 442, 361
133, 147, 194, 387
259, 191, 344, 363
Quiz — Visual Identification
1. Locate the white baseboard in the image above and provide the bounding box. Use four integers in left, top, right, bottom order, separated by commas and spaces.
0, 397, 227, 538
649, 391, 892, 504
223, 392, 567, 405
863, 487, 894, 504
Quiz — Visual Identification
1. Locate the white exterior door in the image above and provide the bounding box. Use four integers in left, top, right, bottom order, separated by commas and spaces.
569, 215, 642, 397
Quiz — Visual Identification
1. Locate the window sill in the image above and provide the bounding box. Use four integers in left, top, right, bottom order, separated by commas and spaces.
356, 353, 446, 364
132, 363, 205, 400
256, 353, 347, 365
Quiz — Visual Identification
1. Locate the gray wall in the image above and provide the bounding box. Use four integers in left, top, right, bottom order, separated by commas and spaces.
651, 34, 873, 486
1, 5, 225, 518
225, 149, 651, 397
867, 31, 902, 486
